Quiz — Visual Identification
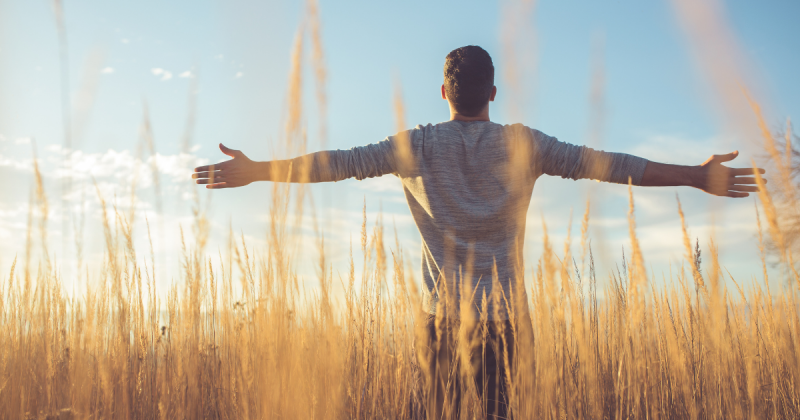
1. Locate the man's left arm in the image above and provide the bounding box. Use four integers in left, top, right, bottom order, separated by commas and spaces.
193, 141, 398, 189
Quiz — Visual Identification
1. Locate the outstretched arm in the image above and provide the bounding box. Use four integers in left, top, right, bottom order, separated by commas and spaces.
640, 151, 766, 198
533, 130, 766, 198
193, 144, 343, 188
193, 141, 398, 189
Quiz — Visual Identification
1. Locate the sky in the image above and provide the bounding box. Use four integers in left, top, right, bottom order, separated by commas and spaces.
0, 0, 798, 300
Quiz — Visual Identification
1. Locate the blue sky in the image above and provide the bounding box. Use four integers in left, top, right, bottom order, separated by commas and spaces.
0, 0, 798, 296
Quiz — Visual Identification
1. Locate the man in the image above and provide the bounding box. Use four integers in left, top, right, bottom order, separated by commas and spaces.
193, 46, 765, 419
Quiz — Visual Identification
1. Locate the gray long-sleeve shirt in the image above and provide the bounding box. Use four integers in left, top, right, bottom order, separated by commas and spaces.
311, 120, 648, 319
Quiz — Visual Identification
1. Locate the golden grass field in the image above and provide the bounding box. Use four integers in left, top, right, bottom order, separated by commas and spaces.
1, 1, 799, 419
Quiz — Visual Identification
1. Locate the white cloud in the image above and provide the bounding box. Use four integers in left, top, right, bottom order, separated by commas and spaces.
14, 137, 31, 145
0, 156, 32, 171
357, 175, 403, 193
190, 144, 201, 152
0, 147, 209, 190
151, 68, 173, 81
0, 145, 216, 290
0, 134, 6, 142
179, 70, 194, 79
214, 54, 224, 60
235, 71, 244, 78
101, 67, 114, 74
121, 38, 129, 44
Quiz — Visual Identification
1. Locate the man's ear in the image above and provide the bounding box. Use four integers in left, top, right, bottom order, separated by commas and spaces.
441, 84, 447, 100
489, 86, 497, 102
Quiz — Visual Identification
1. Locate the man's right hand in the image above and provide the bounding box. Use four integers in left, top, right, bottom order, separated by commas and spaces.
692, 151, 766, 198
192, 143, 265, 189
640, 150, 767, 197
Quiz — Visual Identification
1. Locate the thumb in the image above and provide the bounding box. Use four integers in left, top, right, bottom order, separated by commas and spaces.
219, 143, 242, 158
714, 150, 739, 163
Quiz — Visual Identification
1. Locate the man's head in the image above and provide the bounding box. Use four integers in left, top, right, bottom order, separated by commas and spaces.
443, 46, 495, 117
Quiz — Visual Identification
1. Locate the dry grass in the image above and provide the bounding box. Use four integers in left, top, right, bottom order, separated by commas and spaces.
2, 1, 800, 419
2, 154, 799, 419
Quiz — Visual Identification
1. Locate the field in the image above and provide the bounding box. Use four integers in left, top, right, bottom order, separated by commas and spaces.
1, 1, 799, 419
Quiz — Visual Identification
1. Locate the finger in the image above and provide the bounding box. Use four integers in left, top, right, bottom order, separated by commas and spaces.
192, 171, 224, 179
729, 177, 766, 185
195, 178, 227, 184
194, 162, 229, 173
729, 167, 766, 176
219, 143, 242, 158
206, 183, 229, 189
714, 151, 739, 163
192, 171, 222, 179
725, 191, 749, 198
729, 185, 759, 192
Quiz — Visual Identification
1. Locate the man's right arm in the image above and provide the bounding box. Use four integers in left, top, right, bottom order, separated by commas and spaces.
533, 130, 766, 198
640, 151, 766, 198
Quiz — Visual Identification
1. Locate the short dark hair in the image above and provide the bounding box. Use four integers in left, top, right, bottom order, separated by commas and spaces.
443, 46, 495, 117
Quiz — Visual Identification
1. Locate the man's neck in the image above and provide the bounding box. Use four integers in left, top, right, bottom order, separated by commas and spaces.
450, 114, 490, 122
449, 107, 490, 122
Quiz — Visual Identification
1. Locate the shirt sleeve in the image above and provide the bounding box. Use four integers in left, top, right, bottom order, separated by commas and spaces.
531, 128, 649, 185
310, 136, 399, 182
